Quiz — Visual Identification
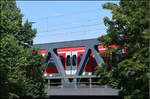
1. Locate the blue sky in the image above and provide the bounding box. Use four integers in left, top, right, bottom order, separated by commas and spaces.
16, 1, 118, 44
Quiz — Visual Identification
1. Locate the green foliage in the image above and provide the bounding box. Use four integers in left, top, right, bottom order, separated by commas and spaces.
24, 48, 45, 98
0, 1, 45, 99
0, 34, 45, 99
0, 35, 27, 99
0, 0, 37, 48
19, 20, 37, 47
97, 0, 149, 99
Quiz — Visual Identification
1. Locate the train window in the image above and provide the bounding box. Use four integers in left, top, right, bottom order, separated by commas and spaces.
48, 58, 56, 67
66, 55, 71, 66
59, 56, 64, 64
72, 55, 77, 66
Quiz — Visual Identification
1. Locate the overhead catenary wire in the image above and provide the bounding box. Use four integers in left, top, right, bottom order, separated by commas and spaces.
35, 32, 105, 41
31, 8, 101, 21
36, 17, 101, 29
31, 9, 104, 37
37, 28, 105, 37
37, 23, 104, 33
33, 17, 103, 34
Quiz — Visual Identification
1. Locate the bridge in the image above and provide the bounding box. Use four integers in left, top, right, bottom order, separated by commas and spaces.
34, 39, 121, 98
44, 75, 119, 97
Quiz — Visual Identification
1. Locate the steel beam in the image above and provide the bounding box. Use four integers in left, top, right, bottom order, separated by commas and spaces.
33, 39, 104, 88
75, 48, 91, 76
47, 49, 69, 84
49, 49, 66, 76
90, 45, 104, 66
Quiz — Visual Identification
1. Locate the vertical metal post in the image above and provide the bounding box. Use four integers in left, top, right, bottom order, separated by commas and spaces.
89, 77, 92, 88
77, 78, 80, 88
61, 78, 63, 88
48, 79, 50, 89
74, 78, 77, 88
105, 85, 108, 88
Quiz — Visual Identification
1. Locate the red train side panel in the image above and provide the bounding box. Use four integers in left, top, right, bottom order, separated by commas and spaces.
41, 45, 125, 76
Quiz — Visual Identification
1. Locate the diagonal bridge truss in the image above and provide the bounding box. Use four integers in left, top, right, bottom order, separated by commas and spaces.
34, 39, 104, 88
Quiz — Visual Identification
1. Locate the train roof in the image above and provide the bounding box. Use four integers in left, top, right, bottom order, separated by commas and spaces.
33, 38, 102, 50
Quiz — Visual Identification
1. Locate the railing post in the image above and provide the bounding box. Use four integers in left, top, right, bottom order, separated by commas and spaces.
89, 77, 92, 88
61, 77, 65, 88
74, 78, 77, 88
105, 85, 108, 88
48, 79, 50, 89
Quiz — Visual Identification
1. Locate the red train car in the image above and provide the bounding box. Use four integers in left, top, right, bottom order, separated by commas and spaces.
40, 45, 127, 77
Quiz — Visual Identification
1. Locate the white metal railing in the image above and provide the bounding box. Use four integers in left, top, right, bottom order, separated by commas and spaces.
45, 75, 109, 89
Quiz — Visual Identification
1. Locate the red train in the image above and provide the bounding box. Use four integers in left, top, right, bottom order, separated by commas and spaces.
40, 45, 127, 77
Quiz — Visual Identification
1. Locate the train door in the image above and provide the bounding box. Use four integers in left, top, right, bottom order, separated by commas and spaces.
71, 51, 77, 75
65, 51, 77, 75
58, 52, 66, 70
65, 51, 72, 75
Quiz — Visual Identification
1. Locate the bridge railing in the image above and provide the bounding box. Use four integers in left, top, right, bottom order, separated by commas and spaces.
45, 75, 109, 89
